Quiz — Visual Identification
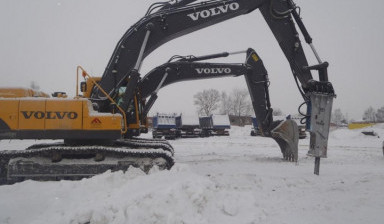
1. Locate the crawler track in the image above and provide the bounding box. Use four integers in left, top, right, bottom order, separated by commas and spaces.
0, 138, 174, 185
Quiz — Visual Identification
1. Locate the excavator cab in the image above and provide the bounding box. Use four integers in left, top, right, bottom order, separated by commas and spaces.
77, 71, 147, 137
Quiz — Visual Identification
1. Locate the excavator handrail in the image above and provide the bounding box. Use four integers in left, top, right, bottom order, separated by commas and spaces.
76, 66, 128, 135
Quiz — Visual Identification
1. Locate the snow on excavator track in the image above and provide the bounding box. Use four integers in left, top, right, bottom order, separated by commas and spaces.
0, 138, 174, 185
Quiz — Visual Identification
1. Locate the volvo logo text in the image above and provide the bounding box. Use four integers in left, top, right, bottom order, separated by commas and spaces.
187, 3, 240, 21
21, 111, 78, 120
196, 68, 232, 74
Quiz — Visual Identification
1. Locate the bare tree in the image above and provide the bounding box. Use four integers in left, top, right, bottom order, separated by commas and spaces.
332, 108, 345, 125
230, 88, 252, 125
376, 106, 384, 122
193, 89, 221, 116
219, 91, 233, 115
363, 106, 376, 122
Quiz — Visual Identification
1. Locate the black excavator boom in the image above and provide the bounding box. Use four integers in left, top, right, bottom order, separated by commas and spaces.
139, 48, 299, 161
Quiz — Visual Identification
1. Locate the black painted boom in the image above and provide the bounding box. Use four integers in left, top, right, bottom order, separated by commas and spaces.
92, 0, 314, 112
138, 48, 274, 134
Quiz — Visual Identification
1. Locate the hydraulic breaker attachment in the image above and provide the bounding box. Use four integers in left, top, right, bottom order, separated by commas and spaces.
305, 80, 335, 174
307, 93, 334, 158
307, 93, 334, 174
271, 120, 299, 162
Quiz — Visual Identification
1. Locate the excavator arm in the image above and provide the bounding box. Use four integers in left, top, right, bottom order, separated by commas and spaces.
92, 0, 335, 173
137, 48, 299, 161
93, 0, 314, 109
93, 0, 263, 110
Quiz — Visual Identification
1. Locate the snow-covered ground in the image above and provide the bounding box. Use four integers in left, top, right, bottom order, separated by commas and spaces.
0, 125, 383, 224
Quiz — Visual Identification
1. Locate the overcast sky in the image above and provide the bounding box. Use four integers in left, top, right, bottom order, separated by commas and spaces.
1, 0, 383, 120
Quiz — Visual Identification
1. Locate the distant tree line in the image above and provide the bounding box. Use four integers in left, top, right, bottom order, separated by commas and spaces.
193, 88, 252, 117
331, 108, 348, 125
331, 106, 384, 125
362, 106, 384, 122
193, 88, 283, 126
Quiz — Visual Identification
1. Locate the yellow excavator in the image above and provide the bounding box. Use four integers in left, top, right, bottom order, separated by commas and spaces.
0, 69, 175, 184
0, 0, 335, 184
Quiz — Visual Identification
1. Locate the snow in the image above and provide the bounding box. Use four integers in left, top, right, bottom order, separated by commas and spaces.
180, 114, 200, 126
212, 114, 230, 127
1, 125, 384, 224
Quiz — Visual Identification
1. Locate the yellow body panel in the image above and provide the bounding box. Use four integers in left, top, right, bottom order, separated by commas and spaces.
1, 77, 145, 139
0, 98, 122, 132
19, 100, 46, 130
0, 100, 19, 130
348, 122, 375, 130
45, 100, 83, 130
